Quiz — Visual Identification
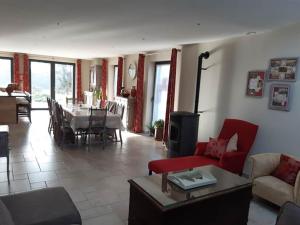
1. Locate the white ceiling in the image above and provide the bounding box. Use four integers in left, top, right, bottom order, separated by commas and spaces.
1, 0, 300, 59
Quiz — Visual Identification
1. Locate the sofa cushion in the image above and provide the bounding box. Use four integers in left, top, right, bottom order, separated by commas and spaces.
204, 137, 228, 159
0, 187, 81, 225
272, 154, 300, 186
148, 156, 219, 174
253, 175, 294, 206
0, 200, 14, 225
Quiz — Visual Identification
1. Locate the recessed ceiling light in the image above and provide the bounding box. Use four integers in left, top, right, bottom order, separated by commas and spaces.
246, 31, 256, 35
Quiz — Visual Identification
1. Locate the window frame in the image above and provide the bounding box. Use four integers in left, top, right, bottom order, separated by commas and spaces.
151, 61, 170, 124
29, 59, 75, 110
113, 65, 118, 98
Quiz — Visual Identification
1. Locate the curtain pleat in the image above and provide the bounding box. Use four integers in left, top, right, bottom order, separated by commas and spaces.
133, 54, 145, 133
101, 59, 108, 100
23, 54, 29, 92
13, 53, 20, 85
76, 59, 82, 102
163, 48, 178, 143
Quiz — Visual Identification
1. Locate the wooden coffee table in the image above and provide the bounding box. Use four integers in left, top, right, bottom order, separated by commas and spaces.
128, 165, 252, 225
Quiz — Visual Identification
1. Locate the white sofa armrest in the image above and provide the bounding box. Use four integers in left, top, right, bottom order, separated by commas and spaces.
250, 153, 280, 179
294, 172, 300, 204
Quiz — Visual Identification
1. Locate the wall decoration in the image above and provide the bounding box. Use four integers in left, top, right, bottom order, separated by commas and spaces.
246, 70, 265, 97
268, 58, 298, 81
269, 84, 290, 111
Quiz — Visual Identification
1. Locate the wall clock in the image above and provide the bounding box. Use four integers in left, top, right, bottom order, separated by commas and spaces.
128, 63, 137, 80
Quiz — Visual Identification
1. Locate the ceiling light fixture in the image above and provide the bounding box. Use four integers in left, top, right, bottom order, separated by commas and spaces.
246, 31, 256, 35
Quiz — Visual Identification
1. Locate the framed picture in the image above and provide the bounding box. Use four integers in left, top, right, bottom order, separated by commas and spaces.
269, 84, 291, 111
268, 58, 298, 81
246, 71, 265, 97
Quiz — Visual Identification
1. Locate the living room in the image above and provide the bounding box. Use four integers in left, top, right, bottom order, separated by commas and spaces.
1, 1, 300, 225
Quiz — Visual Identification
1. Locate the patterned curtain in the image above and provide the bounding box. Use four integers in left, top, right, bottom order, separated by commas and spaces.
116, 57, 123, 96
133, 54, 145, 133
76, 59, 83, 102
101, 59, 108, 100
23, 54, 30, 92
163, 48, 178, 143
13, 53, 20, 84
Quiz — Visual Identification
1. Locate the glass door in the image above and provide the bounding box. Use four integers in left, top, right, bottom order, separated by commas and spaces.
30, 61, 51, 109
55, 63, 74, 104
30, 60, 75, 109
152, 62, 170, 124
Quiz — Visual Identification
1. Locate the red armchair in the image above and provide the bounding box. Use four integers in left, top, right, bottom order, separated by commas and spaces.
148, 119, 258, 175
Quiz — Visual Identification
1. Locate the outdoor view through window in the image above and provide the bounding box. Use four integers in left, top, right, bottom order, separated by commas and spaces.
0, 58, 12, 87
30, 61, 74, 109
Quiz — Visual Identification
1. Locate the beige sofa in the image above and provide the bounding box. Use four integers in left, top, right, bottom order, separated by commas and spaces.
250, 153, 300, 206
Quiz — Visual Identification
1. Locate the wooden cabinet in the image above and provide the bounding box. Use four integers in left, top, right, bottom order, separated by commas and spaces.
115, 96, 135, 131
0, 97, 17, 124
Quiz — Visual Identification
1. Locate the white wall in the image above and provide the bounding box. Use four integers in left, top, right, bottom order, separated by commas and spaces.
179, 22, 300, 164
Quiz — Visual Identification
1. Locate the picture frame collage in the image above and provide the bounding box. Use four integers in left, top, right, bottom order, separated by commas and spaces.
246, 57, 297, 111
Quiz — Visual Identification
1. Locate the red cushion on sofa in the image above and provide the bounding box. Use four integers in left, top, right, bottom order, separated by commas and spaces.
272, 154, 300, 186
148, 156, 219, 174
204, 138, 228, 159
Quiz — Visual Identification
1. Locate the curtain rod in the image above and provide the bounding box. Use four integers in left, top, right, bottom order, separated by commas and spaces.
145, 49, 181, 56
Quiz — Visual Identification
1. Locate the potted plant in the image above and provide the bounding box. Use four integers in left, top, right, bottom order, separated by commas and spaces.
154, 119, 164, 141
147, 124, 155, 136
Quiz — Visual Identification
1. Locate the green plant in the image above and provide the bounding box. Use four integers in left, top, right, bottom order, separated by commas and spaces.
154, 119, 164, 129
147, 124, 155, 136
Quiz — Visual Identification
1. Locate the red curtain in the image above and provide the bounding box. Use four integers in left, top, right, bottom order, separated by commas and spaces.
23, 54, 30, 92
76, 59, 83, 102
101, 59, 108, 100
116, 57, 123, 96
163, 48, 178, 143
133, 54, 145, 133
13, 53, 20, 84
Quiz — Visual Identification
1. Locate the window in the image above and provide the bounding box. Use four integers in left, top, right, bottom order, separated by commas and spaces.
0, 57, 12, 87
113, 65, 118, 97
30, 60, 75, 109
152, 62, 170, 124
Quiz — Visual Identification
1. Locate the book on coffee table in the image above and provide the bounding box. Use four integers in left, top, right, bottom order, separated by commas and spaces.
167, 169, 217, 190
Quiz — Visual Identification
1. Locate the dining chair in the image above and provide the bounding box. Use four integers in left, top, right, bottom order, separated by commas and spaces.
46, 97, 53, 134
106, 104, 124, 145
55, 103, 75, 149
88, 108, 107, 150
16, 92, 31, 123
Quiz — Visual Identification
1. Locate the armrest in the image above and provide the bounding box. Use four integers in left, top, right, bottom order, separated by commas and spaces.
219, 151, 247, 174
194, 142, 208, 156
294, 172, 300, 205
249, 153, 280, 179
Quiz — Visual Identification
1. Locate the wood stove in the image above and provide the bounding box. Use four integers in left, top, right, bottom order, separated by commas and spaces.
167, 51, 210, 158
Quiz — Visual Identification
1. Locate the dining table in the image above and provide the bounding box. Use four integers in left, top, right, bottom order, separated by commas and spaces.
61, 104, 125, 132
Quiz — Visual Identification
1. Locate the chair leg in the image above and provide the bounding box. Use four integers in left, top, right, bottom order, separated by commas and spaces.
6, 154, 10, 183
119, 129, 123, 145
149, 170, 152, 176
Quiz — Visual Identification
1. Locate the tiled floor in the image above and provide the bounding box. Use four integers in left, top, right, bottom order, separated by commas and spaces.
0, 111, 278, 225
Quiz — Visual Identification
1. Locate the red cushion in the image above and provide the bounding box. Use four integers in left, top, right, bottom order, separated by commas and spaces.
204, 138, 228, 159
148, 156, 219, 174
272, 154, 300, 186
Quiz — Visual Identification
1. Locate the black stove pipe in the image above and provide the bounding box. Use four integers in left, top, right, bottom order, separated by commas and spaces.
194, 51, 210, 114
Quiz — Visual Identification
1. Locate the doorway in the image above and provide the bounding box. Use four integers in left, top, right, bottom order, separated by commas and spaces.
151, 62, 170, 124
30, 60, 75, 109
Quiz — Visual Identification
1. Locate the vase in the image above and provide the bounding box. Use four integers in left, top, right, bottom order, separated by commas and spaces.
130, 86, 137, 97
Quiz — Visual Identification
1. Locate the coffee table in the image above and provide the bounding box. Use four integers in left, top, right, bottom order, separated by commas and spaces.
128, 165, 252, 225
